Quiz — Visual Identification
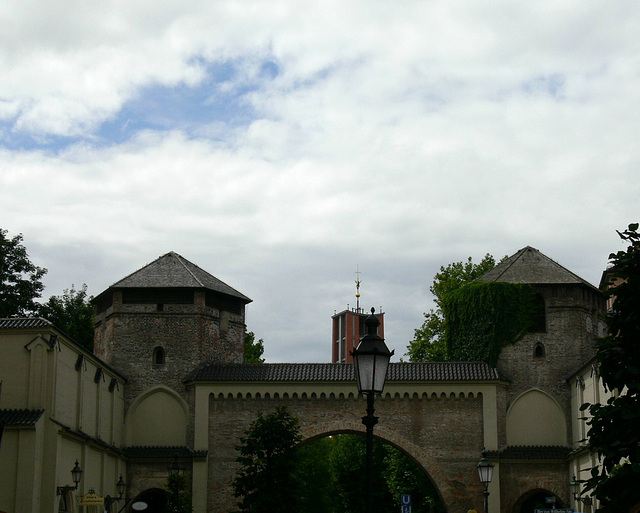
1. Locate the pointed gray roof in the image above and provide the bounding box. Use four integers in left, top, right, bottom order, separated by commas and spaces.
478, 246, 598, 291
105, 252, 251, 303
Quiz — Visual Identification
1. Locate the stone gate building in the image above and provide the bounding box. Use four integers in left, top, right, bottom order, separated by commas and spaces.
0, 248, 609, 513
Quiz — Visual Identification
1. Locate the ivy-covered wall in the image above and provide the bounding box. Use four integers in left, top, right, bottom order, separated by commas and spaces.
442, 281, 535, 366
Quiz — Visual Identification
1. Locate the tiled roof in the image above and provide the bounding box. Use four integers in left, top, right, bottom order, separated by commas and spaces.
103, 252, 251, 303
124, 446, 207, 459
185, 362, 504, 383
0, 317, 53, 329
489, 445, 571, 460
478, 246, 599, 291
0, 409, 44, 426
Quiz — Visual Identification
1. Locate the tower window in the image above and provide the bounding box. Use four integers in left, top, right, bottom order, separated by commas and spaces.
534, 343, 546, 358
153, 346, 166, 365
530, 293, 546, 332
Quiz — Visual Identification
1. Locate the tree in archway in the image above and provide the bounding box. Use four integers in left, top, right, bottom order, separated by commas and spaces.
329, 434, 394, 513
231, 406, 302, 513
0, 228, 47, 317
583, 223, 640, 512
383, 445, 445, 513
294, 437, 335, 513
406, 254, 497, 362
165, 473, 193, 513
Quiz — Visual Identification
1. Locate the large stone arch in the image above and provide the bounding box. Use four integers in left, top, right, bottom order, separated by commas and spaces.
506, 388, 566, 446
206, 390, 485, 513
126, 385, 189, 446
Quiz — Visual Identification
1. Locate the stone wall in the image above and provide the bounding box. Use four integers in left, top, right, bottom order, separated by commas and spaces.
206, 392, 486, 513
500, 461, 570, 512
94, 290, 245, 409
496, 284, 604, 446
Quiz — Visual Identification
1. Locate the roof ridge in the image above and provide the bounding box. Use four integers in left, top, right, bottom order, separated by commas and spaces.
491, 246, 531, 281
172, 252, 205, 288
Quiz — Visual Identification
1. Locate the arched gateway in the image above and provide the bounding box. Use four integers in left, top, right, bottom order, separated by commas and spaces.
186, 361, 500, 512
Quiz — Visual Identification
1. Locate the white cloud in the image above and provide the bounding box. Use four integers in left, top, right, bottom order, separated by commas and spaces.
1, 0, 639, 361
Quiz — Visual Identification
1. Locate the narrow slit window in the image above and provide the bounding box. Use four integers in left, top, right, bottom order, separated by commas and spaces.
534, 343, 545, 358
153, 346, 166, 365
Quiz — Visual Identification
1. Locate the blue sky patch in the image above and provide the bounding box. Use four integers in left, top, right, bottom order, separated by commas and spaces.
0, 58, 277, 153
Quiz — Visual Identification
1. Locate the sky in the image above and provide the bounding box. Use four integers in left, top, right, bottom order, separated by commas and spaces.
1, 1, 638, 363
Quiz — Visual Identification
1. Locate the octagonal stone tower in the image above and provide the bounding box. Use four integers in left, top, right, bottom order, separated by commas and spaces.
92, 252, 251, 407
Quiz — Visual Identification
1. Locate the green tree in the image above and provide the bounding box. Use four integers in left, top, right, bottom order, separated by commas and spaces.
164, 473, 192, 513
38, 284, 94, 350
295, 437, 335, 513
407, 254, 497, 362
0, 228, 47, 317
382, 445, 445, 513
329, 434, 395, 513
231, 406, 302, 513
244, 330, 265, 363
583, 223, 640, 512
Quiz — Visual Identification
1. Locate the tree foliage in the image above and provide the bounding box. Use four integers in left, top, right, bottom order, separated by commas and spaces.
244, 330, 265, 363
304, 434, 445, 513
164, 473, 193, 513
382, 444, 445, 513
407, 254, 497, 362
329, 434, 392, 513
583, 223, 640, 512
0, 228, 47, 317
38, 284, 94, 350
294, 438, 335, 513
232, 406, 302, 513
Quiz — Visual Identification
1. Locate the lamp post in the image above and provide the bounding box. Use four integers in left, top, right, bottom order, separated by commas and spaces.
57, 460, 83, 495
352, 308, 394, 513
570, 475, 592, 507
169, 455, 187, 476
477, 451, 494, 513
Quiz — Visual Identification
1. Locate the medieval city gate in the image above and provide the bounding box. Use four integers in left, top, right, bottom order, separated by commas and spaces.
185, 362, 504, 513
90, 249, 601, 513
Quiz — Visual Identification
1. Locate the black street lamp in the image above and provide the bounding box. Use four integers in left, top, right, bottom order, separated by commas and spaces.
57, 460, 83, 495
352, 308, 394, 513
477, 451, 494, 513
169, 455, 187, 476
116, 475, 126, 498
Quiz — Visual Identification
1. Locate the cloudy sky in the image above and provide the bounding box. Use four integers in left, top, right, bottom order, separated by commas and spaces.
1, 1, 638, 362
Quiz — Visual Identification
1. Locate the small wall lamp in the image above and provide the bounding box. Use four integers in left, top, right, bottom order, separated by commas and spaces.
570, 475, 593, 506
57, 460, 83, 495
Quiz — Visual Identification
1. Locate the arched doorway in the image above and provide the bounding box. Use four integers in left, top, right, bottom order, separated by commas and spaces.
513, 489, 564, 513
126, 488, 167, 513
